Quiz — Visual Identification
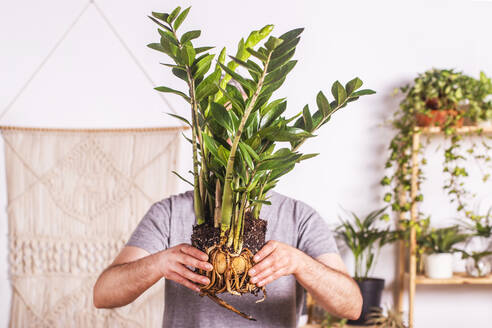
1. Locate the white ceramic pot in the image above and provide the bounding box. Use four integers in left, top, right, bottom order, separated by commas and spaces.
425, 253, 454, 279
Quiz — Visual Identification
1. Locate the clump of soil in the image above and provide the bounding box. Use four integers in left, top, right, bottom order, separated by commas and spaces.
191, 212, 267, 254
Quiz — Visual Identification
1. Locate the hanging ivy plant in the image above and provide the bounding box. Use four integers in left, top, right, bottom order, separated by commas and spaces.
382, 68, 492, 222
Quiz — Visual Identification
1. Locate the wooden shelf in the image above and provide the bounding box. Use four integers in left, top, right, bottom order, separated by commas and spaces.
416, 125, 492, 135
415, 272, 492, 285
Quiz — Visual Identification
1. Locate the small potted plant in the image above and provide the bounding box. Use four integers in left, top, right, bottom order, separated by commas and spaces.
398, 69, 492, 128
458, 213, 492, 277
336, 208, 395, 325
421, 225, 469, 279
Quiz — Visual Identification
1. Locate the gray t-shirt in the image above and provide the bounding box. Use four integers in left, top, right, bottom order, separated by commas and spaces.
127, 190, 338, 328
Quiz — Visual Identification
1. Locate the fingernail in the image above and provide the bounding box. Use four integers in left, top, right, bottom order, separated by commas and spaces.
249, 269, 256, 276
251, 277, 257, 283
206, 264, 213, 271
253, 256, 259, 262
202, 278, 210, 285
195, 287, 200, 292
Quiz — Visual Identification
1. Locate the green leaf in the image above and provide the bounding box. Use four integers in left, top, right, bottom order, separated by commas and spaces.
267, 127, 314, 142
195, 46, 214, 54
278, 27, 304, 42
159, 37, 178, 57
245, 24, 274, 49
167, 113, 191, 126
246, 48, 267, 62
218, 145, 230, 166
173, 6, 190, 30
172, 170, 193, 186
240, 141, 260, 161
264, 60, 297, 85
179, 44, 196, 66
210, 102, 233, 133
298, 153, 319, 162
147, 43, 166, 53
268, 49, 295, 72
345, 77, 363, 96
158, 29, 179, 46
264, 36, 284, 51
154, 86, 190, 102
148, 16, 171, 32
202, 134, 226, 166
238, 143, 254, 169
331, 81, 347, 106
193, 54, 214, 80
196, 69, 220, 101
217, 62, 254, 94
351, 89, 376, 97
302, 105, 313, 131
261, 100, 287, 128
316, 91, 331, 116
181, 30, 201, 44
229, 56, 261, 73
167, 6, 181, 24
151, 12, 169, 22
272, 37, 301, 59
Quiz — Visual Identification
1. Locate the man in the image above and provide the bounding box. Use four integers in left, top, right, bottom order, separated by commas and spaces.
93, 190, 362, 327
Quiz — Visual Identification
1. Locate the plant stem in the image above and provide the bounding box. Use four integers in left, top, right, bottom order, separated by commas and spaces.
220, 53, 272, 241
186, 69, 205, 225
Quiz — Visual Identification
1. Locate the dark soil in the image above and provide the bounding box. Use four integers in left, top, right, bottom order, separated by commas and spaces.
191, 211, 267, 254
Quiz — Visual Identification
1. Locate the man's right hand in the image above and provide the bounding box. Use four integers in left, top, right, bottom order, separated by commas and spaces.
93, 244, 213, 308
157, 243, 213, 292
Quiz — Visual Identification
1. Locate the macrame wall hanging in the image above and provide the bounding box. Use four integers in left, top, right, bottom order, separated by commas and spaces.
2, 126, 183, 327
0, 0, 189, 326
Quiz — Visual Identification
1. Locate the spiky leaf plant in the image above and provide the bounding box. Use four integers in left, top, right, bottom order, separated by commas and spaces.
148, 6, 375, 319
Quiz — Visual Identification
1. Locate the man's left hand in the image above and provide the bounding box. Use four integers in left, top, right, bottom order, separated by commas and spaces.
248, 240, 303, 287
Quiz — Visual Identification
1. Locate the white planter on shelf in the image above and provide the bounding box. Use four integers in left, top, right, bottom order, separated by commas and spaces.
425, 253, 454, 279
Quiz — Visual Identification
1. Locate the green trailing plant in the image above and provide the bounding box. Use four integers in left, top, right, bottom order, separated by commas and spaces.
396, 217, 431, 273
148, 6, 375, 319
367, 306, 407, 328
382, 68, 492, 225
336, 208, 395, 280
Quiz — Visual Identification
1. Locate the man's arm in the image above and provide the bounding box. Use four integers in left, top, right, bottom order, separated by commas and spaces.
248, 240, 362, 320
93, 244, 213, 308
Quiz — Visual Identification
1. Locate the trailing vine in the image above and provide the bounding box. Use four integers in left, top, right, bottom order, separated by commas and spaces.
382, 69, 492, 223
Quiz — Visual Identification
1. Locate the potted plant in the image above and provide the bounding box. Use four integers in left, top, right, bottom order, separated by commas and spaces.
398, 69, 492, 128
421, 225, 468, 279
458, 212, 492, 277
336, 208, 394, 325
148, 6, 375, 320
382, 69, 492, 225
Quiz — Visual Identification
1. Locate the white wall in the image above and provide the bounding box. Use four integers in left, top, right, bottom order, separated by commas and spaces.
1, 0, 492, 327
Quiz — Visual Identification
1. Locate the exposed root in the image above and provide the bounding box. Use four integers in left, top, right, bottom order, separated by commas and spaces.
198, 245, 266, 320
201, 291, 256, 321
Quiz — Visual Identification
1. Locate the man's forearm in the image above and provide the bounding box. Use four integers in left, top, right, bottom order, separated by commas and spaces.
93, 252, 163, 308
294, 252, 362, 320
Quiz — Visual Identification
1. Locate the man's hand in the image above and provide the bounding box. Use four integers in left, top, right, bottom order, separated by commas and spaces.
249, 240, 362, 320
248, 240, 302, 287
93, 244, 212, 308
158, 243, 213, 292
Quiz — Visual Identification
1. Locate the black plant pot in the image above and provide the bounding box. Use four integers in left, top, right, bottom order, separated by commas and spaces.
347, 277, 385, 326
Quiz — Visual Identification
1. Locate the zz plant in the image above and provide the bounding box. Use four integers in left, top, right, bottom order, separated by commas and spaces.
147, 6, 374, 319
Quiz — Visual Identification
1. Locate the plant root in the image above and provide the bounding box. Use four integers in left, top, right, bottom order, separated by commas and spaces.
201, 291, 256, 321
197, 245, 266, 320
